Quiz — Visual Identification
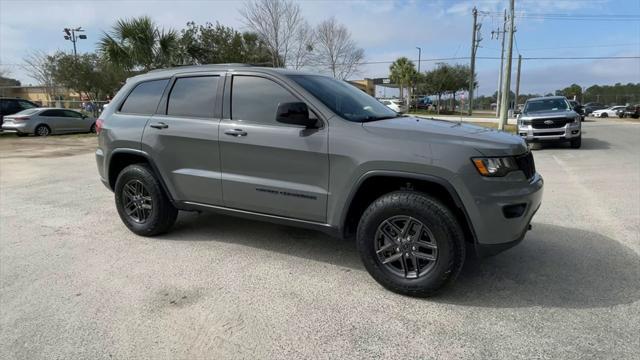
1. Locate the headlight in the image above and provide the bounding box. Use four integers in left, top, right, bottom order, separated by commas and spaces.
472, 157, 519, 177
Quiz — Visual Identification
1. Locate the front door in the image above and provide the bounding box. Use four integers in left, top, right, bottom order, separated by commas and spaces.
141, 74, 224, 205
219, 73, 329, 223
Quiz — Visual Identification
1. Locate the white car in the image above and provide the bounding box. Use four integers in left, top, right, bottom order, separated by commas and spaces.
380, 99, 407, 113
592, 106, 626, 118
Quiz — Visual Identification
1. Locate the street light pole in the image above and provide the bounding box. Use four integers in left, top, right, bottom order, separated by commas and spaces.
416, 47, 421, 73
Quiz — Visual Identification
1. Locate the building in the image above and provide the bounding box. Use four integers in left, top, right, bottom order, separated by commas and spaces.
0, 85, 82, 107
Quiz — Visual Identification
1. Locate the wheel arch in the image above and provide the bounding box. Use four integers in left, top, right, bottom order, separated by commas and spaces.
107, 149, 175, 204
340, 171, 477, 245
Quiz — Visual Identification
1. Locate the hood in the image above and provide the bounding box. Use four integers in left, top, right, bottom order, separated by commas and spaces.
520, 109, 575, 119
362, 116, 527, 156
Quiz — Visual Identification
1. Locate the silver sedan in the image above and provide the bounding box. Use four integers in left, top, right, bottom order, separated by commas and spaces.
1, 108, 96, 136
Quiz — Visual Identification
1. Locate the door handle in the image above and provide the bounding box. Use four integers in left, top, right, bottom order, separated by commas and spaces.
149, 122, 169, 129
224, 129, 247, 137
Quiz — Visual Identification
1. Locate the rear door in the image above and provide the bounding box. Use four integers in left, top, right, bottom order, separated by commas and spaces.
141, 73, 224, 205
39, 109, 68, 132
218, 72, 329, 222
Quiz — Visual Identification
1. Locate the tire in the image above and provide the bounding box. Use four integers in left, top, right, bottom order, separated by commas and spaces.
570, 136, 582, 149
34, 125, 50, 136
114, 164, 178, 236
89, 123, 96, 133
600, 112, 608, 118
356, 191, 465, 297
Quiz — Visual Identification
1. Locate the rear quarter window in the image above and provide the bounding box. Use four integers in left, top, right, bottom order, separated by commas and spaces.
120, 79, 169, 115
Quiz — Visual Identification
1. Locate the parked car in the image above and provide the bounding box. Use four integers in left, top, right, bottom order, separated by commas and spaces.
380, 98, 407, 113
618, 105, 640, 119
1, 107, 96, 136
0, 97, 39, 128
96, 65, 542, 297
583, 102, 605, 115
517, 96, 582, 148
414, 96, 432, 110
568, 100, 585, 121
592, 105, 626, 118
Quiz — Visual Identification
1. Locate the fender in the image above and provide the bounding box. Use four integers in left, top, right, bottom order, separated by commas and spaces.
107, 148, 177, 205
339, 170, 478, 244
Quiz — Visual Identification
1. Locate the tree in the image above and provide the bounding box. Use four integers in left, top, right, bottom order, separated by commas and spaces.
99, 16, 181, 71
179, 21, 272, 65
51, 52, 126, 102
558, 84, 582, 100
240, 0, 305, 67
314, 18, 364, 79
389, 57, 417, 103
290, 21, 315, 70
22, 51, 58, 101
417, 63, 476, 113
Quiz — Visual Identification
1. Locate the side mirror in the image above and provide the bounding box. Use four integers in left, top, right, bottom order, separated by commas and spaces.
82, 114, 88, 119
276, 102, 316, 128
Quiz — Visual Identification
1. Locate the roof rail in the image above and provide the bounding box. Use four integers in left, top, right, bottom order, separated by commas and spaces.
148, 63, 256, 73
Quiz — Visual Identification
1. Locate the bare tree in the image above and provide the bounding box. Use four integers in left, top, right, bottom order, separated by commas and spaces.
314, 18, 364, 80
22, 51, 58, 100
240, 0, 304, 67
289, 21, 315, 70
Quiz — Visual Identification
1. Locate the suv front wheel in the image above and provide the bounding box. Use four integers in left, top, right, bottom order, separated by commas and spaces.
114, 164, 178, 236
356, 191, 465, 297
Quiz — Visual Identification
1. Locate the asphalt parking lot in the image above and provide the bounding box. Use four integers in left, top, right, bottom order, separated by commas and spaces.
1, 118, 639, 359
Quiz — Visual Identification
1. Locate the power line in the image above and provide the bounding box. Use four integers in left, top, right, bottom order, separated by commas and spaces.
520, 42, 640, 51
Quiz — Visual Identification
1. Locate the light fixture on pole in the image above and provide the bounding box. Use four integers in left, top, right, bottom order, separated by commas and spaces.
63, 27, 87, 56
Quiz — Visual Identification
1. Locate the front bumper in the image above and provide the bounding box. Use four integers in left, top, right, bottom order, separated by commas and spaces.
518, 122, 581, 142
459, 170, 544, 257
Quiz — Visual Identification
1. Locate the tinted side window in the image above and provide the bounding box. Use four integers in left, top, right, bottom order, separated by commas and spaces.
120, 79, 169, 115
231, 76, 298, 125
62, 110, 83, 118
41, 110, 62, 117
18, 100, 37, 110
167, 76, 219, 118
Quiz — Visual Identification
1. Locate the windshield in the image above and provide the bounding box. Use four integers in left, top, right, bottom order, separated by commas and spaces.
524, 98, 570, 113
289, 75, 398, 122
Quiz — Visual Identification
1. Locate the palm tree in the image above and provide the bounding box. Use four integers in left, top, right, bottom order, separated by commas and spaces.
98, 16, 180, 71
389, 57, 417, 106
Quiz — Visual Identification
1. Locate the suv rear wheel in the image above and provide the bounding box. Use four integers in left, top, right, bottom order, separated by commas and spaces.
356, 191, 465, 297
114, 164, 178, 236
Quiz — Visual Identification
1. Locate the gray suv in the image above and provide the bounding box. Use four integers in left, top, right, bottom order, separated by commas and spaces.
96, 64, 543, 296
517, 96, 582, 148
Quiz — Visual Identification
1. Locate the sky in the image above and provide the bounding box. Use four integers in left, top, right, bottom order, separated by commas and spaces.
1, 0, 639, 96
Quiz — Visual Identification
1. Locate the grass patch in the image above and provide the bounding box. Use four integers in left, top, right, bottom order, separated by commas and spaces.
469, 122, 517, 133
410, 109, 497, 118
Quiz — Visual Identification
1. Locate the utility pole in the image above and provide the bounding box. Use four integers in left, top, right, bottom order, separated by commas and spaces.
498, 0, 515, 130
493, 9, 507, 117
63, 27, 87, 56
415, 46, 421, 111
467, 7, 479, 116
514, 54, 522, 112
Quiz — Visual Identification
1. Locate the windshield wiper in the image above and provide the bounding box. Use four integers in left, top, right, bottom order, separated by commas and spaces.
362, 114, 401, 122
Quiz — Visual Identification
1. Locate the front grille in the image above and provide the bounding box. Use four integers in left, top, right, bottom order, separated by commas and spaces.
515, 152, 536, 179
531, 118, 569, 129
534, 131, 564, 136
